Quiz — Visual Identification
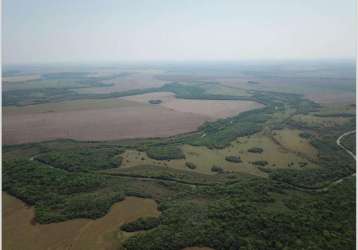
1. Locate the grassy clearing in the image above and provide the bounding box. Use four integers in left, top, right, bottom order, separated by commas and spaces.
183, 133, 318, 175
120, 150, 186, 169
119, 147, 266, 176
272, 128, 319, 161
119, 131, 319, 177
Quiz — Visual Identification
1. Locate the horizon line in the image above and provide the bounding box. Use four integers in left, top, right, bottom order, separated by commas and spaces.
2, 57, 356, 67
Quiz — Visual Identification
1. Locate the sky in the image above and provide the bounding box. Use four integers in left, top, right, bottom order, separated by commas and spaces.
2, 0, 356, 64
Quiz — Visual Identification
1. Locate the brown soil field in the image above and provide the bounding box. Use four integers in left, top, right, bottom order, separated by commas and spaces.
3, 95, 263, 145
122, 92, 264, 119
122, 92, 176, 103
76, 72, 167, 94
2, 192, 160, 250
304, 92, 356, 104
3, 99, 209, 144
4, 99, 144, 114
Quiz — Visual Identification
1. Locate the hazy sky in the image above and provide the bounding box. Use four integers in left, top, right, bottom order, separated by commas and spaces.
2, 0, 356, 64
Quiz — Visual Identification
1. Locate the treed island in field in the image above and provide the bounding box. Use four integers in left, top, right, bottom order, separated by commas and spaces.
2, 62, 356, 250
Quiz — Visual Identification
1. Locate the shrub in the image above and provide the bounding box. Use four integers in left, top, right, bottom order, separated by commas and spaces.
252, 161, 268, 166
149, 99, 162, 104
299, 162, 308, 168
121, 217, 160, 232
185, 162, 197, 169
146, 145, 185, 160
299, 132, 311, 139
225, 156, 242, 163
248, 147, 264, 153
211, 165, 224, 173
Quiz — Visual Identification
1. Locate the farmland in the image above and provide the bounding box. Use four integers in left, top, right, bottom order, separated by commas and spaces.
3, 98, 208, 144
2, 62, 356, 250
3, 93, 262, 144
122, 92, 263, 119
3, 193, 160, 250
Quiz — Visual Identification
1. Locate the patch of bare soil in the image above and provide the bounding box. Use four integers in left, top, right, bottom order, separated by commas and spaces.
3, 99, 210, 144
4, 92, 263, 144
2, 192, 159, 250
123, 92, 264, 119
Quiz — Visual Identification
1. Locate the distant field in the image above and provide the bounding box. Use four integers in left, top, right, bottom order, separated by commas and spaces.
289, 103, 355, 129
304, 92, 356, 104
314, 103, 356, 115
122, 92, 263, 119
217, 75, 355, 104
3, 74, 42, 83
164, 75, 355, 105
3, 192, 159, 250
3, 98, 207, 144
3, 95, 262, 144
4, 98, 144, 114
3, 79, 87, 91
75, 72, 167, 94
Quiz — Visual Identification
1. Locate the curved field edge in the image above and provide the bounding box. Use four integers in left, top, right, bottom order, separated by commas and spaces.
2, 192, 160, 250
2, 82, 263, 144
